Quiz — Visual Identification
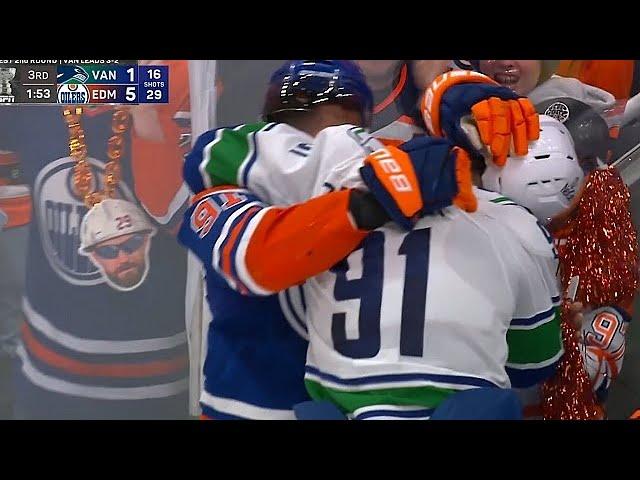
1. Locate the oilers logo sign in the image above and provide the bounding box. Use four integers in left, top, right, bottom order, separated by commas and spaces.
57, 83, 90, 104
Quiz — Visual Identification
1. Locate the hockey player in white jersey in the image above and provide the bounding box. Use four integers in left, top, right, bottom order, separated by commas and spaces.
183, 62, 541, 292
293, 128, 565, 419
181, 61, 550, 419
180, 60, 491, 419
184, 133, 563, 420
482, 114, 631, 418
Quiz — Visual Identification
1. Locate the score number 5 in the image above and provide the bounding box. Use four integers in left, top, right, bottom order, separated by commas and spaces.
125, 86, 137, 102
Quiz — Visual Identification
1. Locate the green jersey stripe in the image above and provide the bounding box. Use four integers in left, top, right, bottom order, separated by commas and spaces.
507, 308, 562, 365
202, 122, 268, 187
304, 379, 457, 415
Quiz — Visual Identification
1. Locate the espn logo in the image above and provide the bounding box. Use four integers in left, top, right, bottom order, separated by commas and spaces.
369, 148, 413, 193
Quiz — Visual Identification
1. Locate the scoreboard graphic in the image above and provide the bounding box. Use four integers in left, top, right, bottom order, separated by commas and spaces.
0, 60, 169, 105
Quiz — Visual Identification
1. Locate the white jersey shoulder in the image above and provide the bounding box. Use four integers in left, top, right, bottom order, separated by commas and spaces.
310, 125, 383, 196
248, 123, 381, 205
475, 188, 557, 260
248, 123, 315, 205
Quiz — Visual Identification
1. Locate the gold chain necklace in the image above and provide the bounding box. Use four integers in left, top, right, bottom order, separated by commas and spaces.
62, 106, 130, 208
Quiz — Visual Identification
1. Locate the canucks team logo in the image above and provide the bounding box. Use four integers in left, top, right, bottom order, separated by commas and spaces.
57, 65, 90, 84
57, 83, 90, 104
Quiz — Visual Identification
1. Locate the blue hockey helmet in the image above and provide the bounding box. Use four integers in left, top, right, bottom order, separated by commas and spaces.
262, 60, 373, 127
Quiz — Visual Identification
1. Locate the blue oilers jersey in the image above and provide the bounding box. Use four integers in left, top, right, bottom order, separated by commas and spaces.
178, 187, 310, 419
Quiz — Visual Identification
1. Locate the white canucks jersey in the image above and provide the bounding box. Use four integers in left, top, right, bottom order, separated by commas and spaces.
245, 124, 379, 204
186, 122, 381, 207
302, 189, 563, 419
183, 121, 387, 418
188, 122, 564, 419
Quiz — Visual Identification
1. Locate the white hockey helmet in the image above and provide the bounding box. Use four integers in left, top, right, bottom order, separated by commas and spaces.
79, 198, 157, 253
481, 115, 584, 223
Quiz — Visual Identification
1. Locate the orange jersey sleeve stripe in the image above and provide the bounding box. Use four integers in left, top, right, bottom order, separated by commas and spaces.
373, 64, 408, 115
588, 345, 621, 379
0, 193, 32, 228
397, 115, 417, 125
0, 151, 18, 166
21, 322, 188, 378
191, 185, 240, 205
221, 206, 262, 289
243, 189, 369, 293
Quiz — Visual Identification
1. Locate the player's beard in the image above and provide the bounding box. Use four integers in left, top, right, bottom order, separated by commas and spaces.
109, 262, 144, 289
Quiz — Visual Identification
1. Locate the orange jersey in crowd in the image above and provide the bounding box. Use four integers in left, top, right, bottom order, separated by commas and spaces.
558, 60, 636, 100
130, 60, 191, 225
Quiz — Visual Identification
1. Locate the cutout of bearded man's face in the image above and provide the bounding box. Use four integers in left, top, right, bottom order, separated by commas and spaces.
89, 232, 151, 290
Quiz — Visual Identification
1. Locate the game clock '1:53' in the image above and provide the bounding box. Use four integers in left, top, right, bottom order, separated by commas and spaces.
26, 88, 51, 99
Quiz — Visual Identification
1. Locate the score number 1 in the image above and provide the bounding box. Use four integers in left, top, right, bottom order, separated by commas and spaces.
124, 67, 137, 103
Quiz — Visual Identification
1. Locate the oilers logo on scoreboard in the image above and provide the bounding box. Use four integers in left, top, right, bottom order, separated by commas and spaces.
57, 65, 90, 84
57, 83, 90, 104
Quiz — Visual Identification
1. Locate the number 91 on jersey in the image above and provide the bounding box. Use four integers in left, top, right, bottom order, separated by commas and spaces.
139, 65, 169, 104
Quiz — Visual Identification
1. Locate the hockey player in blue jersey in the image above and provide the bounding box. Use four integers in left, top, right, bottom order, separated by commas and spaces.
180, 60, 543, 420
181, 60, 475, 419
